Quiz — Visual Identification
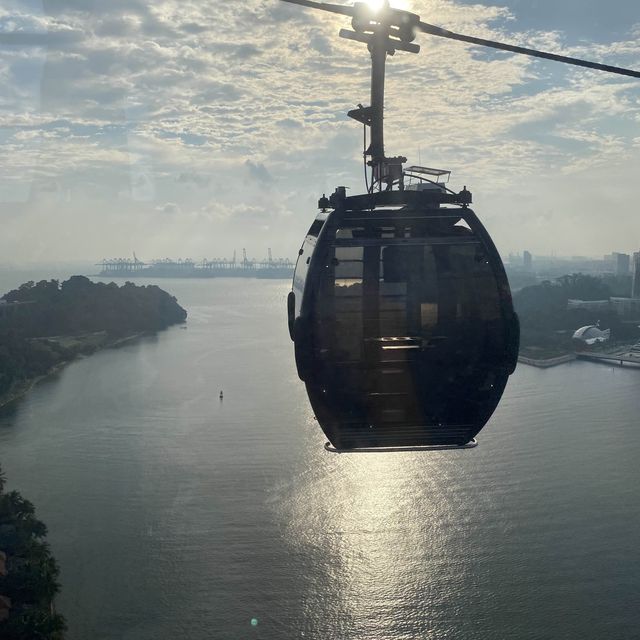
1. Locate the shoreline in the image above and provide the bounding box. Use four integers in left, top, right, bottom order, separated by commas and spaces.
0, 367, 65, 409
517, 353, 576, 368
517, 340, 640, 369
577, 353, 640, 368
0, 332, 146, 410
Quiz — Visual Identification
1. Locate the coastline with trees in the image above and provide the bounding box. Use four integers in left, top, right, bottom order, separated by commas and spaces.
0, 276, 187, 408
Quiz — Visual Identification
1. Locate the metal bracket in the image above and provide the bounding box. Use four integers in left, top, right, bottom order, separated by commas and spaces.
347, 104, 373, 126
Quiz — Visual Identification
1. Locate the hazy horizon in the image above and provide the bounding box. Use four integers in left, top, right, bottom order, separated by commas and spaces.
0, 248, 636, 270
1, 0, 639, 263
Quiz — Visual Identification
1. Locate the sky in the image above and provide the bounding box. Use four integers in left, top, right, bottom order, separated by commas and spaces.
0, 0, 639, 265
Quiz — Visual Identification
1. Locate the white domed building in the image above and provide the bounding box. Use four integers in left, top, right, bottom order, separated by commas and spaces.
572, 325, 611, 345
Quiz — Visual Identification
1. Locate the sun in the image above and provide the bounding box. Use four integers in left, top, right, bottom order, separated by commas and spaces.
362, 0, 413, 12
363, 0, 385, 11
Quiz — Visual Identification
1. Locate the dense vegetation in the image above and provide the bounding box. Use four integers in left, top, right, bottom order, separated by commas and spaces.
513, 273, 639, 357
0, 276, 187, 402
0, 464, 66, 639
2, 276, 187, 337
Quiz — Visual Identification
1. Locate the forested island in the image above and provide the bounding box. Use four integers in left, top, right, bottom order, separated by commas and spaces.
0, 464, 65, 639
0, 276, 187, 407
513, 273, 639, 360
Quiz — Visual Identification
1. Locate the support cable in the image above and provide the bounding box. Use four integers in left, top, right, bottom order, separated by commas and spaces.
363, 123, 370, 194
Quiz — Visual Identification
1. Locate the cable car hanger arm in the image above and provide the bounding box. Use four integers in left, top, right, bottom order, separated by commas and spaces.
418, 22, 640, 79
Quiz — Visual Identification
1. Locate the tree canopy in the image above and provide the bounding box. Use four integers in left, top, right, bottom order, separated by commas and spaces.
2, 276, 186, 337
0, 463, 66, 639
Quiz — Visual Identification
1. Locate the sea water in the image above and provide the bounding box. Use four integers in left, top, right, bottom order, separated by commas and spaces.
1, 276, 639, 639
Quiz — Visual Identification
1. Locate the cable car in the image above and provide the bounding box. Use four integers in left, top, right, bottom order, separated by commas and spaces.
282, 0, 640, 451
288, 177, 519, 450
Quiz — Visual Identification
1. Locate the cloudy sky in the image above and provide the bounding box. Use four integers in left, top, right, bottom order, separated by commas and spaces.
0, 0, 638, 264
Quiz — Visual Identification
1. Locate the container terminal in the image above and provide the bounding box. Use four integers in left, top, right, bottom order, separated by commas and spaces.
97, 250, 294, 279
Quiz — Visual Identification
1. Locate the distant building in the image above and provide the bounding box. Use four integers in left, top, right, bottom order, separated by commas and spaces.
632, 252, 640, 299
614, 252, 630, 276
567, 299, 610, 312
610, 251, 640, 319
567, 296, 640, 321
523, 250, 532, 272
603, 253, 616, 272
572, 325, 611, 345
611, 297, 640, 320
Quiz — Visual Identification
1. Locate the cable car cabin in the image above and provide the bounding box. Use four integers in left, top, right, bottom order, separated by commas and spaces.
288, 188, 519, 451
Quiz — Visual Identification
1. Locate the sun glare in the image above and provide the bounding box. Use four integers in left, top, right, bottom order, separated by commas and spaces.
363, 0, 413, 11
364, 0, 385, 11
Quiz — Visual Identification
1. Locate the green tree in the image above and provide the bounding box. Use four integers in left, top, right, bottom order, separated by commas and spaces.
0, 464, 66, 639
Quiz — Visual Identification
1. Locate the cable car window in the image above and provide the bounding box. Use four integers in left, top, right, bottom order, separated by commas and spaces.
325, 218, 500, 344
306, 218, 325, 238
335, 278, 363, 290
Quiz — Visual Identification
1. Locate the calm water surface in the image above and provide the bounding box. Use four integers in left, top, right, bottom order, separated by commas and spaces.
1, 275, 639, 639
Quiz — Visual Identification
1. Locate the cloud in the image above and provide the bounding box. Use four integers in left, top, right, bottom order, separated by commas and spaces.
175, 171, 211, 187
0, 0, 639, 262
244, 159, 272, 183
156, 201, 181, 215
